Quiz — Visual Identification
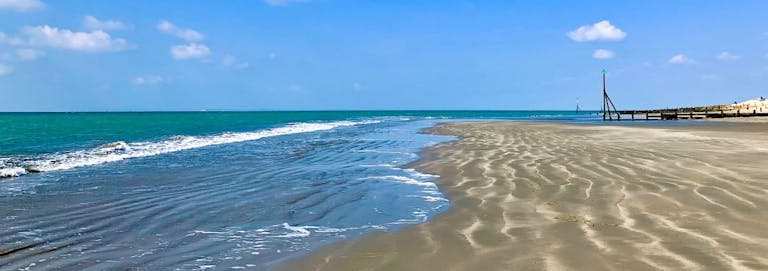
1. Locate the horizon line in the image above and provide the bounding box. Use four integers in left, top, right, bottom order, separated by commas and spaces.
0, 109, 601, 114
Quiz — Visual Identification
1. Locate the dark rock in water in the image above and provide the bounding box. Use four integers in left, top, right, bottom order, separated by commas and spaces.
169, 135, 189, 141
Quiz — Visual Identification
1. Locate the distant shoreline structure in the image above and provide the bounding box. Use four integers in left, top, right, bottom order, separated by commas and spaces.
605, 97, 768, 121
599, 68, 768, 121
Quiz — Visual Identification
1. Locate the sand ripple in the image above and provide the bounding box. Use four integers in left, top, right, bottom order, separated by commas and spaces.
281, 122, 768, 271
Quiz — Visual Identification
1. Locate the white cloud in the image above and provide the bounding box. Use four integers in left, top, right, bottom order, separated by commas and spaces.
132, 75, 164, 86
0, 64, 12, 76
157, 20, 203, 42
23, 25, 131, 52
0, 0, 45, 12
717, 51, 740, 61
0, 32, 24, 46
264, 0, 311, 6
171, 43, 210, 59
15, 48, 44, 60
668, 54, 694, 64
84, 15, 128, 31
221, 54, 249, 69
568, 20, 627, 42
592, 49, 614, 59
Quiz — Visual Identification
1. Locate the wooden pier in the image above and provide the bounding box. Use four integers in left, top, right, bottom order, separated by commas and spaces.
599, 69, 768, 121
613, 108, 768, 121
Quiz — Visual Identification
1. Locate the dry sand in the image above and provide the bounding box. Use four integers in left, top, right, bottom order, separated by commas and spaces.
702, 116, 768, 123
280, 122, 768, 271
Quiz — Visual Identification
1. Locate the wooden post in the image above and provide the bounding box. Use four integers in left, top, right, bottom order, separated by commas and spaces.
600, 69, 620, 121
602, 72, 606, 121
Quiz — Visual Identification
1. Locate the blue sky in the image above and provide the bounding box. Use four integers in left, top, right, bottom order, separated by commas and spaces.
1, 0, 767, 111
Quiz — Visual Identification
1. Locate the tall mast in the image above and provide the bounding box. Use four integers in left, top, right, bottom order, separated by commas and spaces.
602, 69, 607, 120
600, 69, 620, 121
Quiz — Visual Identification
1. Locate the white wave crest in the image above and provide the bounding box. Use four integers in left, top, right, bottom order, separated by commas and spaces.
408, 195, 448, 202
1, 120, 379, 177
0, 167, 27, 178
361, 175, 437, 187
276, 223, 314, 238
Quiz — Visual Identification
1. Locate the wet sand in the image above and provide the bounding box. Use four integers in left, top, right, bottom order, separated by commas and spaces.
280, 122, 768, 270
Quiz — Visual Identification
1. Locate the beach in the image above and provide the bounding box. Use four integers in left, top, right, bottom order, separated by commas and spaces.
281, 121, 768, 270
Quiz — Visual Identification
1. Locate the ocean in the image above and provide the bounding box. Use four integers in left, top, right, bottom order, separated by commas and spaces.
0, 111, 594, 270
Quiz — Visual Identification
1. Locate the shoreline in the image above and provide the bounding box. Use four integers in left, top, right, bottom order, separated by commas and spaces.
279, 121, 768, 270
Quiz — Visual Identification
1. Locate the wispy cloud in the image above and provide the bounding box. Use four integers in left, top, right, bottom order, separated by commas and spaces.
23, 25, 132, 52
221, 54, 249, 69
668, 54, 694, 64
0, 63, 12, 76
567, 20, 626, 42
716, 51, 740, 61
157, 20, 203, 42
0, 32, 24, 46
171, 43, 210, 59
264, 0, 311, 6
0, 0, 45, 12
84, 15, 128, 31
592, 49, 614, 59
157, 20, 245, 65
158, 20, 213, 60
15, 48, 44, 60
132, 75, 164, 86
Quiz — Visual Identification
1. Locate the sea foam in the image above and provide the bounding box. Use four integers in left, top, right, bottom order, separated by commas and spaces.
0, 120, 379, 178
0, 167, 27, 178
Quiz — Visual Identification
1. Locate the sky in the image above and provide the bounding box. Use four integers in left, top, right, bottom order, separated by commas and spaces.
1, 0, 768, 111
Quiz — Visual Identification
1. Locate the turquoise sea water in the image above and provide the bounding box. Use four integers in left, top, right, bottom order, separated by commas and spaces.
0, 111, 595, 270
0, 111, 594, 156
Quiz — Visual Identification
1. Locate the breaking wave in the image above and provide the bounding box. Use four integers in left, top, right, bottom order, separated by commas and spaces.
0, 120, 379, 178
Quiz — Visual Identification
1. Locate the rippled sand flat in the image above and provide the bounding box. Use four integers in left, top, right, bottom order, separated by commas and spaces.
281, 122, 768, 271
